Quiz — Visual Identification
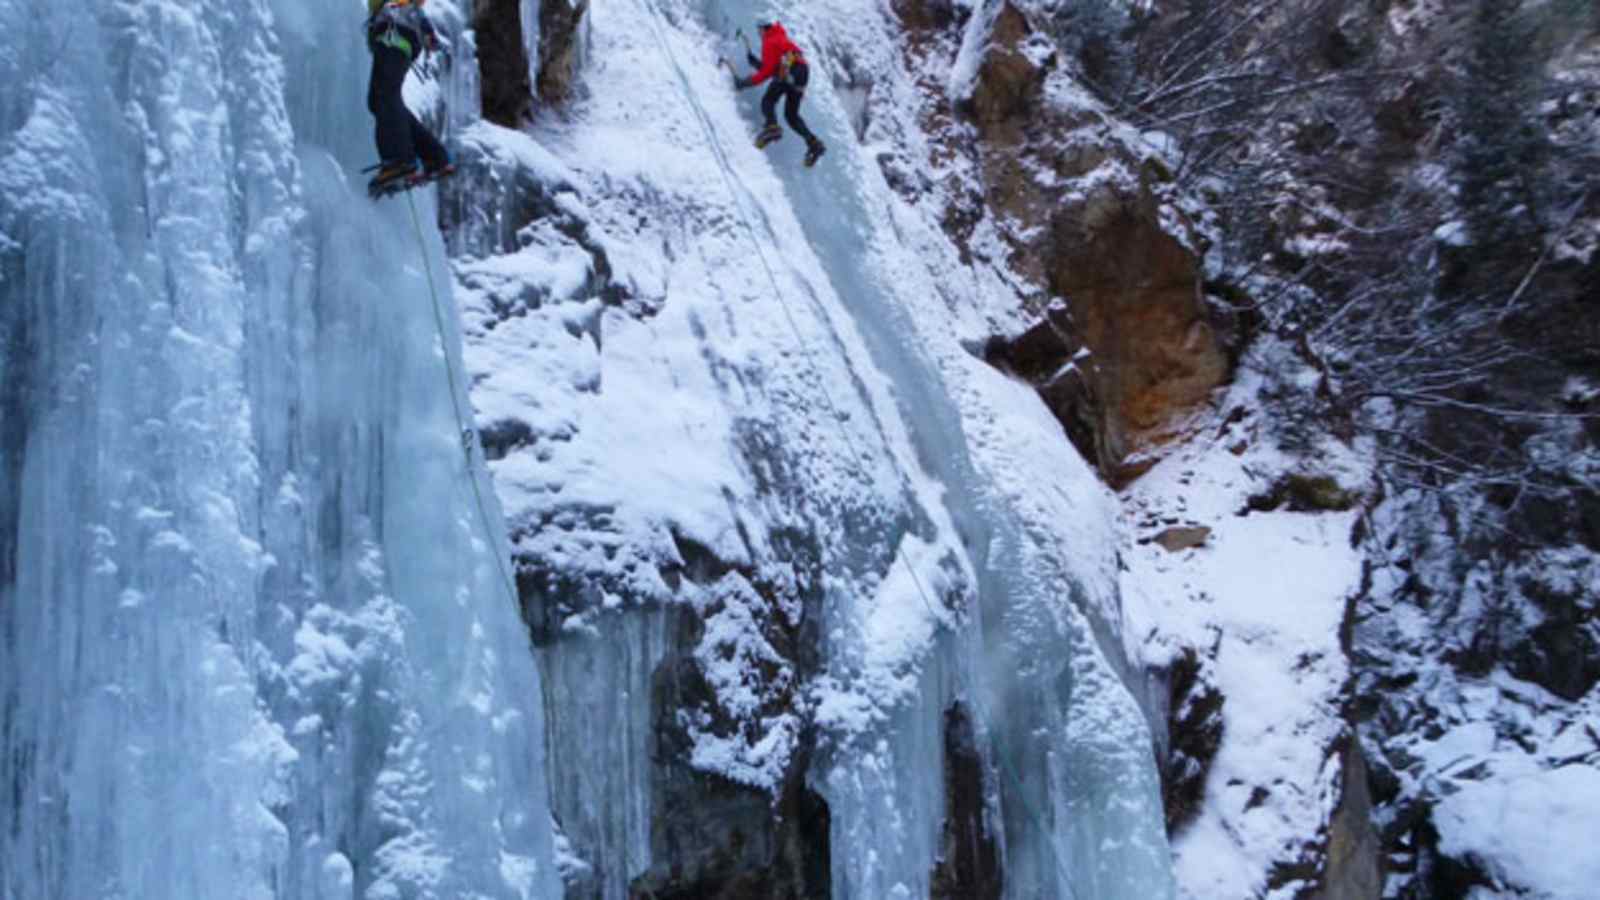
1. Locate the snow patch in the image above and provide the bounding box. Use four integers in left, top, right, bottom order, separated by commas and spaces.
1435, 765, 1600, 899
1121, 342, 1370, 899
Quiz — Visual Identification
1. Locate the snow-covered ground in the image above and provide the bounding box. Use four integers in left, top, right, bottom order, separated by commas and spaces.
1434, 762, 1600, 898
1120, 341, 1373, 899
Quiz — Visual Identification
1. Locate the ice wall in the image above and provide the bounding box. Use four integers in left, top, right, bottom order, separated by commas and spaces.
469, 0, 1177, 895
668, 0, 1176, 894
0, 1, 559, 897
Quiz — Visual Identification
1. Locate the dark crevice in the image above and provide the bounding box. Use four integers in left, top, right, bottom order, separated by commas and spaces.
930, 702, 1002, 900
978, 302, 1102, 471
667, 530, 737, 588
474, 0, 532, 127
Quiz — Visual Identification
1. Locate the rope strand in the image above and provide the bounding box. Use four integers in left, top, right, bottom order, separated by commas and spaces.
406, 190, 523, 610
634, 5, 1088, 895
638, 1, 946, 625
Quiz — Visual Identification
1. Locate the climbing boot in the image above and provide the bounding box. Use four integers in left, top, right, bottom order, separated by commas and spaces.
754, 123, 783, 149
804, 139, 827, 168
421, 160, 457, 184
368, 159, 420, 197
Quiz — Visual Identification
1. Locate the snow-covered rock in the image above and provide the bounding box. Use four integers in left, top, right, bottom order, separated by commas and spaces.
1121, 340, 1381, 899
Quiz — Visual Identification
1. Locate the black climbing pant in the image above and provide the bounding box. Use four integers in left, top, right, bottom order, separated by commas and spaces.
760, 62, 818, 144
367, 42, 448, 169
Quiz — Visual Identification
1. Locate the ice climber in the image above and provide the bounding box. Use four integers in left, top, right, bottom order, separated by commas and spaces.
734, 20, 827, 168
366, 0, 455, 195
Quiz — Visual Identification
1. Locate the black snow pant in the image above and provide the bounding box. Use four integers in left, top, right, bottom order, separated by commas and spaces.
367, 42, 448, 169
760, 62, 818, 145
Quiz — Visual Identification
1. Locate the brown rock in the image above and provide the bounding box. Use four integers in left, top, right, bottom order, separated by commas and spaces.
967, 2, 1051, 129
953, 4, 1229, 480
1047, 195, 1229, 473
1308, 742, 1383, 900
894, 0, 963, 31
1154, 526, 1210, 553
538, 0, 589, 105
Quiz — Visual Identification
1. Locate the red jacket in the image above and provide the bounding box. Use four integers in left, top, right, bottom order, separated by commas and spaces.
749, 23, 804, 86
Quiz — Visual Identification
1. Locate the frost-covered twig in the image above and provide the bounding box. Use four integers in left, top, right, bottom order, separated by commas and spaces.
1496, 189, 1590, 323
1357, 390, 1599, 421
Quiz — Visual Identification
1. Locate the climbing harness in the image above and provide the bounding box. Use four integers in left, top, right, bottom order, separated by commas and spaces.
368, 0, 425, 58
405, 190, 523, 610
779, 50, 801, 82
638, 4, 1091, 895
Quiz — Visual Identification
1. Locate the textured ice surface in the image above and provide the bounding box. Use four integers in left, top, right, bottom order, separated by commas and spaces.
458, 0, 1177, 896
1, 1, 559, 897
4, 0, 1187, 897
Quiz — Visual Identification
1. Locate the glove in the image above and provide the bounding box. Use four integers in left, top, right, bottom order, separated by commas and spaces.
734, 75, 753, 90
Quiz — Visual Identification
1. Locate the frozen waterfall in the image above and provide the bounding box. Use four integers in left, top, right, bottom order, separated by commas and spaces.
1, 0, 559, 897
686, 1, 1178, 896
466, 0, 1176, 896
2, 0, 1179, 898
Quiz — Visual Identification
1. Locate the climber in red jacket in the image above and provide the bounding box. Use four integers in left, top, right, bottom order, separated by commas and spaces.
734, 21, 827, 167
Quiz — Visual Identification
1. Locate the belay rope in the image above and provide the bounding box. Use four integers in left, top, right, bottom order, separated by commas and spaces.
635, 2, 1089, 895
405, 191, 523, 610
638, 0, 945, 625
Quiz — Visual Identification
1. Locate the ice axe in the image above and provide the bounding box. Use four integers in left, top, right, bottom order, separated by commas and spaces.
718, 56, 745, 89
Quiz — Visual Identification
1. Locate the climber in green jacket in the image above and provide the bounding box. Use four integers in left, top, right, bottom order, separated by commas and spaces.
366, 0, 454, 195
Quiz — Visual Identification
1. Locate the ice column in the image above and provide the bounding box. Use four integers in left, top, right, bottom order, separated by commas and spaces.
1, 0, 562, 897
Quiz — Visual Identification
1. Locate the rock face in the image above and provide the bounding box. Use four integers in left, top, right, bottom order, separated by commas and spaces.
1505, 552, 1600, 703
1310, 742, 1383, 900
980, 300, 1100, 467
475, 0, 532, 126
1356, 483, 1600, 896
626, 540, 830, 900
538, 0, 589, 105
473, 0, 588, 123
965, 3, 1050, 131
913, 1, 1230, 481
521, 529, 834, 900
929, 704, 1003, 900
1042, 196, 1227, 483
1154, 644, 1225, 833
631, 652, 831, 900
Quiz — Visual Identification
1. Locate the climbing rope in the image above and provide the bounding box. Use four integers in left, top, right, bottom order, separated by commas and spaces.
636, 5, 1093, 896
406, 190, 523, 610
637, 2, 946, 624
